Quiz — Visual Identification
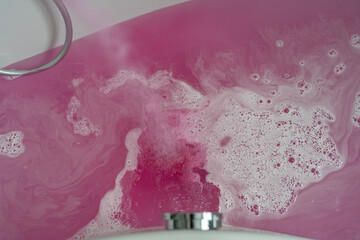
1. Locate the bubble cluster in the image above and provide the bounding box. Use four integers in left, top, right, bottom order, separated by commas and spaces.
0, 131, 25, 158
177, 88, 342, 215
350, 34, 360, 49
73, 118, 100, 136
101, 69, 206, 109
171, 80, 206, 109
296, 79, 312, 95
351, 92, 360, 127
66, 96, 100, 136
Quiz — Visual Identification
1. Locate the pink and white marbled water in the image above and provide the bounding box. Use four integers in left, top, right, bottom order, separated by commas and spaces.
0, 0, 360, 239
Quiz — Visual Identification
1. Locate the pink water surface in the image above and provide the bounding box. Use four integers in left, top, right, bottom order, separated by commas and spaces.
1, 0, 360, 239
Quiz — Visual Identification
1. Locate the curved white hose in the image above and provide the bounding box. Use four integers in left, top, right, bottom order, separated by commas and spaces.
0, 0, 73, 77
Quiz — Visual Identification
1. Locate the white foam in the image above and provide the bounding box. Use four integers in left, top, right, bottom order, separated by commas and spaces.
69, 128, 142, 240
0, 131, 25, 158
334, 63, 346, 75
350, 34, 360, 49
68, 96, 81, 111
72, 78, 85, 87
147, 70, 172, 89
179, 89, 342, 216
66, 96, 100, 137
100, 70, 147, 94
172, 80, 205, 109
99, 70, 204, 110
351, 91, 360, 127
276, 40, 284, 48
73, 118, 100, 137
141, 70, 206, 109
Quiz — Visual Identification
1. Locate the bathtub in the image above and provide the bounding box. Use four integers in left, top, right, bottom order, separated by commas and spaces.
0, 1, 359, 240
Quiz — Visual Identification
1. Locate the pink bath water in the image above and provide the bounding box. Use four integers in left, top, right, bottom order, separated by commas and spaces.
1, 0, 360, 239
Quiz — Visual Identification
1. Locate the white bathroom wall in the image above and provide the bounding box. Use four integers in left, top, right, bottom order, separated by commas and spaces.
0, 0, 189, 67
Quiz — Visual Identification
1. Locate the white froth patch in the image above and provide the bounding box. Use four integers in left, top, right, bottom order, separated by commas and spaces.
351, 92, 360, 127
72, 78, 85, 87
334, 63, 346, 75
179, 89, 342, 216
327, 49, 338, 58
100, 70, 147, 94
73, 118, 100, 136
0, 131, 25, 158
67, 96, 80, 113
66, 96, 100, 137
172, 80, 205, 109
276, 40, 284, 48
70, 128, 142, 240
144, 70, 206, 109
147, 70, 172, 89
99, 69, 205, 109
350, 34, 360, 49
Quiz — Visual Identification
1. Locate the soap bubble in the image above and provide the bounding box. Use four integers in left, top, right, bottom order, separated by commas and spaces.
276, 40, 284, 48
